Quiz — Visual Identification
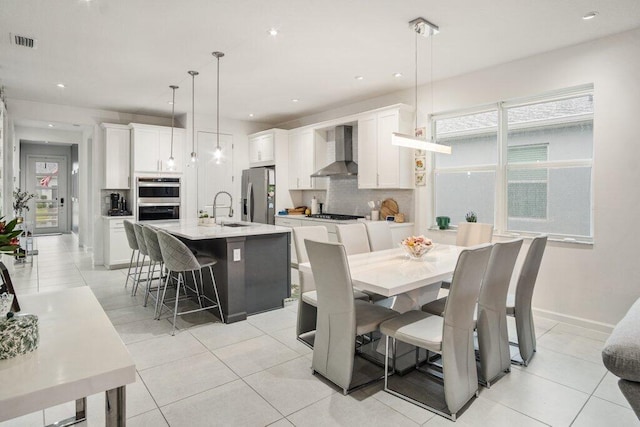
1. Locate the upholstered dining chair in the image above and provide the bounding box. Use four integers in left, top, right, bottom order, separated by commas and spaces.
156, 230, 224, 335
305, 239, 399, 395
123, 220, 140, 290
131, 223, 149, 297
364, 221, 394, 252
141, 226, 165, 310
294, 226, 370, 347
423, 239, 523, 387
380, 243, 493, 421
506, 235, 548, 366
336, 223, 371, 255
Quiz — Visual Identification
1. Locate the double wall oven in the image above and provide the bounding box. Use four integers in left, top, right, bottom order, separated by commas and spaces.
137, 177, 181, 221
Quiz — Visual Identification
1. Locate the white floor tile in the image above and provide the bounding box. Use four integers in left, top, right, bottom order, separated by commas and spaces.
268, 326, 313, 355
593, 372, 633, 409
114, 318, 177, 344
536, 329, 605, 364
244, 356, 335, 416
140, 352, 238, 406
127, 332, 208, 370
161, 380, 282, 427
572, 396, 640, 427
189, 320, 264, 350
212, 334, 300, 377
106, 304, 158, 326
246, 307, 298, 334
127, 409, 169, 427
0, 411, 43, 427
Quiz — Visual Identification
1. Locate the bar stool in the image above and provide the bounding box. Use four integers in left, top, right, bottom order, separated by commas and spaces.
156, 230, 224, 335
123, 220, 140, 291
131, 223, 149, 297
141, 225, 165, 310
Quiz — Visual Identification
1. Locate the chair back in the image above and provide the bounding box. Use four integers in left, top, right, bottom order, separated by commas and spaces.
456, 222, 494, 247
123, 220, 138, 250
156, 230, 200, 272
514, 235, 547, 314
133, 223, 149, 256
142, 226, 163, 263
336, 223, 371, 255
305, 239, 356, 389
476, 239, 523, 383
293, 226, 329, 264
364, 221, 394, 251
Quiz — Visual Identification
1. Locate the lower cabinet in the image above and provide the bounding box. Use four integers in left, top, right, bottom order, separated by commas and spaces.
103, 217, 134, 269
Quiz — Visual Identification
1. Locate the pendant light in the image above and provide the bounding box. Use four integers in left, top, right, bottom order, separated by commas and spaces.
188, 70, 199, 162
212, 51, 225, 164
167, 85, 178, 169
391, 17, 451, 155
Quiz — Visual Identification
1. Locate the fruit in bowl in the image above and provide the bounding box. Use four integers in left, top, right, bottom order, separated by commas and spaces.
400, 235, 434, 259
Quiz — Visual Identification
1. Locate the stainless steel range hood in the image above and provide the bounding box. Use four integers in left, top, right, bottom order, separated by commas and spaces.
311, 125, 358, 177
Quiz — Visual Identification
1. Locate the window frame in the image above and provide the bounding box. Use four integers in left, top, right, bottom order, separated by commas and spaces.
431, 84, 594, 242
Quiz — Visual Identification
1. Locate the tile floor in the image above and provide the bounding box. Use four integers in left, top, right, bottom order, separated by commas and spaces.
1, 234, 638, 426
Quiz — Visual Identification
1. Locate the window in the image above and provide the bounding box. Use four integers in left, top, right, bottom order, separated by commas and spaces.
432, 86, 594, 240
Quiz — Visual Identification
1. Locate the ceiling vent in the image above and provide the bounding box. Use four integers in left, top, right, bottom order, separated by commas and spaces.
10, 33, 37, 49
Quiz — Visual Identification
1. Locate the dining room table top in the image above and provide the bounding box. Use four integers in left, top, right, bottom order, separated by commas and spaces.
298, 243, 464, 297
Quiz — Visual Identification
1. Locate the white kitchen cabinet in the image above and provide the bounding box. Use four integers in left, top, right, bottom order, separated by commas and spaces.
101, 123, 131, 189
130, 123, 184, 174
102, 216, 134, 269
248, 129, 284, 167
287, 129, 327, 190
357, 107, 414, 189
275, 216, 303, 265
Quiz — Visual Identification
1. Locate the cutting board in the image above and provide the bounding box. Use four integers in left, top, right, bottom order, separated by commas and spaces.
380, 198, 399, 219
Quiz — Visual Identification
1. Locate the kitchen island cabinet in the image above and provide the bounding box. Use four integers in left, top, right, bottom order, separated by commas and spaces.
151, 220, 291, 323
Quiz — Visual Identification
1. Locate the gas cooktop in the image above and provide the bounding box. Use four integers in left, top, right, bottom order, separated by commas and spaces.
307, 213, 365, 221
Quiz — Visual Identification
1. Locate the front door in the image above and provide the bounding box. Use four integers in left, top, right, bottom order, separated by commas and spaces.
26, 155, 68, 234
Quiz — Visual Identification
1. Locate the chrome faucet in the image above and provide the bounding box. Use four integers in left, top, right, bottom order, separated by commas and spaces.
213, 191, 234, 223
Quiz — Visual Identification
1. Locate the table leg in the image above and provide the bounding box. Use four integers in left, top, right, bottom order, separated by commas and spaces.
105, 386, 126, 427
45, 397, 86, 427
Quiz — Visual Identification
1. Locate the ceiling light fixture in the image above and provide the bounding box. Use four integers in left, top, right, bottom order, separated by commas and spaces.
188, 70, 199, 162
291, 98, 299, 103
47, 124, 54, 127
212, 51, 225, 164
391, 17, 451, 155
268, 28, 278, 36
167, 85, 178, 169
355, 76, 364, 81
248, 113, 254, 118
582, 11, 598, 20
393, 72, 403, 78
56, 83, 65, 88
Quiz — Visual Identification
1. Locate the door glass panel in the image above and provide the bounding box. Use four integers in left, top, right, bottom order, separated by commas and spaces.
34, 161, 59, 229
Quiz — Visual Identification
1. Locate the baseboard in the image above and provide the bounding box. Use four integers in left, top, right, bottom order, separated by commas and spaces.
533, 307, 615, 334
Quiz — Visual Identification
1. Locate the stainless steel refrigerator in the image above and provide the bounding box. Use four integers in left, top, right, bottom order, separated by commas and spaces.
241, 167, 275, 224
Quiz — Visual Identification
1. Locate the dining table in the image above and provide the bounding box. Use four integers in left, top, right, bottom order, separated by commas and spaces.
298, 243, 463, 312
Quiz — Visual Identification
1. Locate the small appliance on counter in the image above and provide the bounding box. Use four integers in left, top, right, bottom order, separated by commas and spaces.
107, 192, 131, 216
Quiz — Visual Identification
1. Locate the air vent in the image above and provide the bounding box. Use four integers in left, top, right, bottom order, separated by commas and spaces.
10, 33, 37, 49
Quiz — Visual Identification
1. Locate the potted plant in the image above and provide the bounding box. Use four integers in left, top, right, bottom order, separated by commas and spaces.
12, 188, 37, 222
465, 211, 477, 223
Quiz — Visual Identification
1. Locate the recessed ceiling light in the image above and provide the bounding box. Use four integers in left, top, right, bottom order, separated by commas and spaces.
56, 83, 65, 88
393, 72, 403, 78
355, 76, 364, 81
48, 124, 54, 127
168, 101, 174, 105
582, 11, 598, 20
248, 113, 254, 118
268, 28, 278, 36
291, 98, 299, 103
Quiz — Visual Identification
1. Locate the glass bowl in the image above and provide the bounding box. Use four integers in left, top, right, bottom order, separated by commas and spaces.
400, 241, 433, 260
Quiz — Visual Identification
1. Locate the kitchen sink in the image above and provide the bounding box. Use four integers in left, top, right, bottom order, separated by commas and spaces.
222, 223, 246, 228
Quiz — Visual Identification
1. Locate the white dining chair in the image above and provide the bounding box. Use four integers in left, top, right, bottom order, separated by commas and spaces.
506, 235, 547, 366
380, 243, 493, 421
364, 221, 394, 252
440, 222, 494, 291
336, 223, 371, 255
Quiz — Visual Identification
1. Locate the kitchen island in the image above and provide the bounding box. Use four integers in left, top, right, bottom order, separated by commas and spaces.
151, 220, 291, 324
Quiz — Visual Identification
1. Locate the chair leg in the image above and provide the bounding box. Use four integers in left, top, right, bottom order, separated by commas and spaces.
124, 250, 135, 289
171, 273, 183, 336
132, 254, 146, 296
209, 266, 224, 323
157, 269, 171, 319
384, 335, 390, 390
192, 270, 203, 309
144, 261, 156, 307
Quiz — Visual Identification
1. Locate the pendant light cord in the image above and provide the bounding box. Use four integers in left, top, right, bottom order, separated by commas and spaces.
192, 73, 195, 154
414, 26, 418, 132
216, 55, 220, 151
169, 85, 177, 158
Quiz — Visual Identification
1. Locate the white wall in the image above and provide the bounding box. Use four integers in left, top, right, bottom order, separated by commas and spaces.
279, 28, 640, 329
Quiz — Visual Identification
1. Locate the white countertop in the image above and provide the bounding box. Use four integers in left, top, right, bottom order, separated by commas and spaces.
102, 215, 134, 220
276, 214, 413, 228
0, 287, 136, 422
149, 219, 292, 240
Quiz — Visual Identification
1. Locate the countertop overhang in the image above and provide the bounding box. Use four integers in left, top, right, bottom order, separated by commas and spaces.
147, 219, 291, 240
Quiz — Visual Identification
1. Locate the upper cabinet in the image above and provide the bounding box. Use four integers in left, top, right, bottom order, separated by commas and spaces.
248, 129, 284, 167
288, 129, 327, 190
357, 106, 414, 189
101, 123, 131, 189
130, 123, 185, 174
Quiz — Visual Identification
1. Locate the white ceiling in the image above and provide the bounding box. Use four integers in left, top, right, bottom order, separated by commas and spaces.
2, 0, 639, 125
